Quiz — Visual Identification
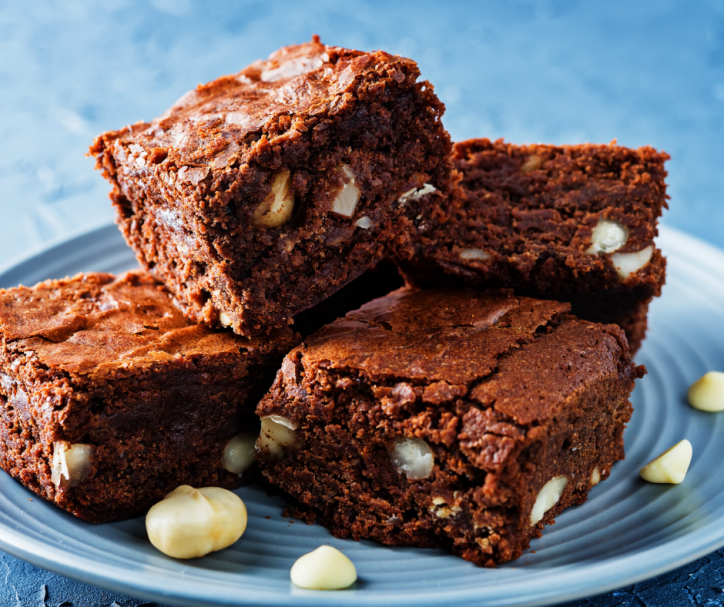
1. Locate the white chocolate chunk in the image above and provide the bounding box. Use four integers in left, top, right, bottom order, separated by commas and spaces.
332, 164, 361, 217
530, 476, 567, 525
354, 216, 371, 229
610, 245, 654, 280
222, 433, 256, 475
640, 440, 692, 484
219, 312, 233, 327
390, 437, 434, 481
591, 467, 601, 486
255, 416, 299, 460
51, 442, 93, 488
586, 218, 629, 254
253, 170, 295, 228
397, 183, 437, 207
290, 545, 357, 590
460, 248, 492, 261
688, 371, 724, 412
146, 485, 247, 559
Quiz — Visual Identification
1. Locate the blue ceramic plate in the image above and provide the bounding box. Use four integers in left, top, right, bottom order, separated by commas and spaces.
0, 223, 722, 607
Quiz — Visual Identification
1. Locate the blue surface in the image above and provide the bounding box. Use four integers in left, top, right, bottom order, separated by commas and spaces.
1, 1, 723, 605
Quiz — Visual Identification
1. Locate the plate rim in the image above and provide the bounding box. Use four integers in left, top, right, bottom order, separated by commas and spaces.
0, 221, 722, 607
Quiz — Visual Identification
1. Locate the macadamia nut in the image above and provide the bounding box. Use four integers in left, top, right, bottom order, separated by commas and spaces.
520, 154, 543, 173
640, 439, 692, 484
397, 183, 436, 207
530, 475, 567, 525
146, 485, 247, 559
390, 437, 434, 481
255, 415, 299, 460
222, 433, 256, 475
51, 442, 93, 488
429, 495, 462, 519
290, 545, 357, 590
688, 371, 724, 412
586, 218, 629, 254
460, 248, 492, 261
331, 164, 361, 217
611, 245, 653, 280
219, 312, 233, 327
354, 216, 371, 229
253, 169, 294, 228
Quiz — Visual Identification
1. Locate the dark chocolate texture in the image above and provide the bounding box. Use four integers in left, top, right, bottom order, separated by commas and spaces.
90, 37, 455, 337
0, 271, 297, 522
256, 287, 644, 566
398, 138, 669, 353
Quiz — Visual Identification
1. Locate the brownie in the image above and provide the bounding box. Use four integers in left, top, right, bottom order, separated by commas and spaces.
256, 287, 644, 566
398, 139, 669, 353
0, 271, 297, 523
90, 36, 455, 337
292, 259, 405, 338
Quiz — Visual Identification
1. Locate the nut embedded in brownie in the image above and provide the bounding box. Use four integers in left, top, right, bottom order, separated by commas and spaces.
0, 271, 298, 523
90, 36, 455, 337
398, 138, 669, 353
255, 287, 644, 566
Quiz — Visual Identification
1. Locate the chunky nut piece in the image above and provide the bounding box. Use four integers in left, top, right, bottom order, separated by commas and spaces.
397, 183, 437, 207
640, 439, 692, 484
51, 442, 93, 488
688, 371, 724, 412
219, 312, 233, 328
429, 496, 462, 519
520, 154, 543, 173
252, 169, 294, 228
331, 165, 361, 217
611, 245, 653, 280
591, 467, 601, 486
146, 485, 247, 559
390, 437, 434, 481
222, 433, 256, 475
354, 216, 371, 229
586, 218, 629, 254
460, 248, 492, 261
255, 415, 299, 460
530, 476, 567, 525
290, 545, 357, 590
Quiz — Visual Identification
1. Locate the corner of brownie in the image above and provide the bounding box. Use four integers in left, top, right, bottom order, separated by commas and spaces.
255, 287, 644, 566
0, 270, 298, 522
90, 37, 456, 337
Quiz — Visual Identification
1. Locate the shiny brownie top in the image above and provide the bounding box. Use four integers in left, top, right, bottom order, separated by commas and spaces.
0, 271, 294, 376
90, 36, 423, 172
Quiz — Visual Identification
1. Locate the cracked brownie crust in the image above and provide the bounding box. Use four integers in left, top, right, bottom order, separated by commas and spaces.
90, 37, 455, 337
399, 139, 669, 353
256, 287, 644, 566
0, 271, 297, 522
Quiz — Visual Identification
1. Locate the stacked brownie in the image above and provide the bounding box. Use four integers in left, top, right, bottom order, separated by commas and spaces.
400, 139, 669, 353
0, 37, 664, 565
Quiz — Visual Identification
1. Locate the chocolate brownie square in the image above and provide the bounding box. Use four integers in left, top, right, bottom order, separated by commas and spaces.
0, 271, 297, 522
90, 36, 455, 337
399, 139, 669, 352
256, 287, 644, 566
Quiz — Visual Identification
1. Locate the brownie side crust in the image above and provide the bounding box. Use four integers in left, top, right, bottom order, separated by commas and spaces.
256, 288, 644, 566
90, 37, 455, 337
0, 271, 298, 522
398, 138, 669, 352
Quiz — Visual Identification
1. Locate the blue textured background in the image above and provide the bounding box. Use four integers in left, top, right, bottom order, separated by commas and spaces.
2, 1, 724, 605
